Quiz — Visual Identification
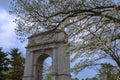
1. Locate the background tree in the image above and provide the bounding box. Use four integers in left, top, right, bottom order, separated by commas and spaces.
0, 48, 9, 80
81, 77, 98, 80
82, 63, 120, 80
96, 63, 120, 80
10, 0, 120, 74
71, 77, 79, 80
8, 48, 25, 80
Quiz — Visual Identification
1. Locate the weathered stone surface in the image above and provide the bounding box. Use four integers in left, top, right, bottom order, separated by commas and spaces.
23, 30, 70, 80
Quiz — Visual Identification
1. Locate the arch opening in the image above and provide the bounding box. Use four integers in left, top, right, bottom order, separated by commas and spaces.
42, 57, 52, 80
36, 54, 52, 80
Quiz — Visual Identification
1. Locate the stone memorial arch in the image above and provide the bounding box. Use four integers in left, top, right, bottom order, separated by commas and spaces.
23, 30, 70, 80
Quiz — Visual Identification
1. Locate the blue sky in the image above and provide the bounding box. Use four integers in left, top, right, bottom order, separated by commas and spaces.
0, 0, 98, 79
0, 0, 10, 10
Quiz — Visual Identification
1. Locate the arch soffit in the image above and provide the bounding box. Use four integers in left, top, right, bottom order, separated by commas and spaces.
36, 53, 50, 64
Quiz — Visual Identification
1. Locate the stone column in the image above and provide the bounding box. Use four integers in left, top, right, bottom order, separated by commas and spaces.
51, 44, 70, 80
23, 50, 34, 80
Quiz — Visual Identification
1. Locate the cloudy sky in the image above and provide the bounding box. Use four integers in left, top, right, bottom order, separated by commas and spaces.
0, 0, 27, 54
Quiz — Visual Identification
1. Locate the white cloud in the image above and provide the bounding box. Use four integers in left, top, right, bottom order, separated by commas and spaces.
0, 8, 26, 53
